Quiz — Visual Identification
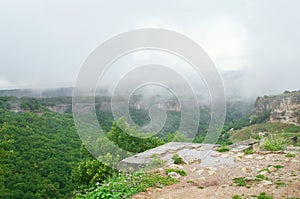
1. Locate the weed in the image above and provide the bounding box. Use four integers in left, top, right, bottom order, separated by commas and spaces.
217, 145, 230, 152
233, 177, 246, 186
244, 149, 253, 154
165, 168, 187, 176
232, 195, 243, 199
290, 171, 297, 177
273, 165, 284, 169
171, 153, 184, 164
275, 181, 287, 188
285, 153, 296, 158
256, 174, 265, 179
257, 192, 273, 199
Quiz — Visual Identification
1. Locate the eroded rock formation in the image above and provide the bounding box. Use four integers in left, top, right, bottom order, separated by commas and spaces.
253, 91, 300, 125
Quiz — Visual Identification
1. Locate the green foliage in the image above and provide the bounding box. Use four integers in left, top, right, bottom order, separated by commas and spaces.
0, 106, 85, 198
217, 145, 230, 152
256, 192, 273, 199
272, 165, 284, 169
75, 171, 178, 199
107, 118, 165, 153
72, 159, 115, 185
0, 126, 14, 194
233, 177, 246, 186
251, 110, 272, 124
0, 96, 258, 198
263, 134, 290, 151
232, 195, 243, 199
244, 149, 253, 154
285, 153, 296, 158
232, 192, 274, 199
230, 122, 300, 144
171, 153, 184, 164
256, 174, 265, 179
275, 181, 287, 188
165, 168, 187, 176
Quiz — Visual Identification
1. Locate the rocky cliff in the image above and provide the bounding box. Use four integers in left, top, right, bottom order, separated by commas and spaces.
253, 91, 300, 125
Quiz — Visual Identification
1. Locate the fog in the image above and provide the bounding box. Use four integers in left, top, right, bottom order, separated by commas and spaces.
0, 0, 300, 99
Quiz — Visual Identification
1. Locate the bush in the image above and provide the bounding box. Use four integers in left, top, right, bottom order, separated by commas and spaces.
263, 134, 289, 151
171, 153, 184, 164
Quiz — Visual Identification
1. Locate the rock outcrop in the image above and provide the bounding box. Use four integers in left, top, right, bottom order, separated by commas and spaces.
118, 140, 259, 171
253, 91, 300, 125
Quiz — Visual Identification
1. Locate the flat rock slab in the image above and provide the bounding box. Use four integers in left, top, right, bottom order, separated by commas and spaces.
118, 142, 237, 171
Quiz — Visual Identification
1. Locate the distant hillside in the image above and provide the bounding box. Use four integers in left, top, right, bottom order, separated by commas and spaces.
253, 91, 300, 126
0, 87, 74, 97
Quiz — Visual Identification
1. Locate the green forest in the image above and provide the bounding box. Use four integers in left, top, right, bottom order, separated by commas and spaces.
0, 96, 254, 198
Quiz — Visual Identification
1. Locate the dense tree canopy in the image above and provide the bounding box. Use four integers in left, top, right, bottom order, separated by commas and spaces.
0, 96, 254, 198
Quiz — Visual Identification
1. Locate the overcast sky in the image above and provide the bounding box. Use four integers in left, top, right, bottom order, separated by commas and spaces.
0, 0, 300, 97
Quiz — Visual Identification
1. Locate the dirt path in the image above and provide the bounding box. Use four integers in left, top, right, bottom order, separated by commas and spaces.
133, 152, 300, 199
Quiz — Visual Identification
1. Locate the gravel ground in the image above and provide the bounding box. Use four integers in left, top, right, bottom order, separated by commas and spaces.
133, 152, 300, 199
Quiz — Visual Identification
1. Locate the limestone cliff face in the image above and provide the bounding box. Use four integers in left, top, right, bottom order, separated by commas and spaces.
253, 91, 300, 125
48, 100, 181, 114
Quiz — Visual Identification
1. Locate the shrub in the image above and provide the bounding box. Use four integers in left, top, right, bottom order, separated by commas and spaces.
263, 134, 289, 151
171, 153, 184, 164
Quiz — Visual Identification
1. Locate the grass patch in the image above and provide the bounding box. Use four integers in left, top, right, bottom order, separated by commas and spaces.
275, 181, 287, 188
232, 195, 243, 199
233, 177, 246, 186
290, 171, 297, 177
272, 165, 284, 169
165, 168, 187, 176
244, 149, 253, 154
233, 193, 274, 199
256, 174, 265, 179
230, 122, 300, 146
256, 192, 273, 199
285, 153, 296, 158
217, 145, 230, 152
